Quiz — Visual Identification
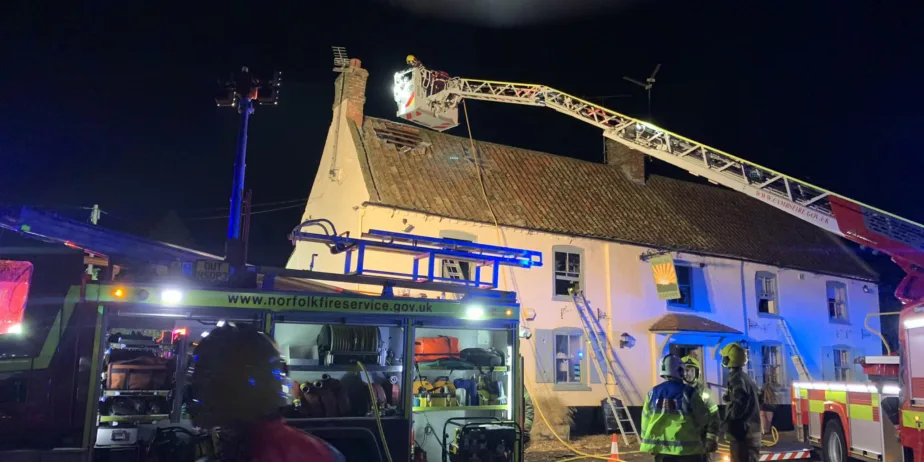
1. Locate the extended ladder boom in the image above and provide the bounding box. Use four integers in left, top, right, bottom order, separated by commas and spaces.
394, 65, 924, 297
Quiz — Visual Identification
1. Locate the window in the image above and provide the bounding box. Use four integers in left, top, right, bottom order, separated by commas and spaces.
833, 348, 851, 381
827, 281, 849, 321
669, 265, 693, 308
761, 344, 783, 386
553, 246, 583, 299
555, 332, 584, 384
756, 272, 778, 314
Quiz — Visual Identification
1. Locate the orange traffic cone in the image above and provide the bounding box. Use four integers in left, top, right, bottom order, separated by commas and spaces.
608, 433, 620, 461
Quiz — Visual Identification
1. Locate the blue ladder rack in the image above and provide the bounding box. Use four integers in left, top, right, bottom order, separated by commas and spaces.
289, 220, 542, 291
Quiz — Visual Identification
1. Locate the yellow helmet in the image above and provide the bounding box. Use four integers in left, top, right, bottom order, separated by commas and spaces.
406, 54, 417, 65
681, 355, 701, 384
720, 343, 748, 369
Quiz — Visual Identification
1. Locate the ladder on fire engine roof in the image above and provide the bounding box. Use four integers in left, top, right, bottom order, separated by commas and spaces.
570, 288, 642, 445
282, 219, 542, 299
397, 65, 924, 271
778, 318, 813, 382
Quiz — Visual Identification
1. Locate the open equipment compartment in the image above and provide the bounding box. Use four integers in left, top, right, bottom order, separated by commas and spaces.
273, 311, 409, 462
410, 308, 522, 462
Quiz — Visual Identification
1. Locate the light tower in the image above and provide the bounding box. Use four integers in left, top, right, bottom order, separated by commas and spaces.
216, 67, 282, 267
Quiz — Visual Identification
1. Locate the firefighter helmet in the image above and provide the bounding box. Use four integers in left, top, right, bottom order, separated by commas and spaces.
681, 355, 701, 384
406, 54, 418, 65
659, 354, 685, 380
189, 323, 293, 428
720, 342, 748, 368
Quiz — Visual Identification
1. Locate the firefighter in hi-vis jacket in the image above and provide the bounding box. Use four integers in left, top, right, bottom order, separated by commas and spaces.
682, 355, 720, 459
641, 354, 715, 462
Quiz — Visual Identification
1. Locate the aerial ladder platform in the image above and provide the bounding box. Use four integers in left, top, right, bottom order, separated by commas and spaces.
570, 288, 642, 445
394, 61, 924, 382
393, 64, 924, 265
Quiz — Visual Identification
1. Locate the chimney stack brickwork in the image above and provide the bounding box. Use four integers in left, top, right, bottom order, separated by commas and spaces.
605, 138, 647, 185
332, 58, 369, 126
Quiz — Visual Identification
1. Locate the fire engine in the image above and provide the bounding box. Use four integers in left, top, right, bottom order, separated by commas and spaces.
0, 209, 539, 461
393, 60, 924, 462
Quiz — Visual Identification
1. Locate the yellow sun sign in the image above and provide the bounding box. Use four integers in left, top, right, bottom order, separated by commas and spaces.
652, 262, 677, 286
649, 254, 681, 301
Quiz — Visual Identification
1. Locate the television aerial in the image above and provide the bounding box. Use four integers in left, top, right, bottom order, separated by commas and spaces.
623, 63, 661, 122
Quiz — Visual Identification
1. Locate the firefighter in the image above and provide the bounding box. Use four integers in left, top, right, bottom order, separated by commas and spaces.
406, 54, 422, 68
641, 354, 711, 462
720, 343, 762, 462
523, 389, 534, 449
682, 355, 719, 457
189, 323, 346, 462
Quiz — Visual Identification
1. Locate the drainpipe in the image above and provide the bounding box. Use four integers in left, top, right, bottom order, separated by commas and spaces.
740, 261, 750, 339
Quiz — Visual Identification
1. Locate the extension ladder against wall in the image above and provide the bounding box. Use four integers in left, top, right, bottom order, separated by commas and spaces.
570, 289, 642, 445
778, 318, 813, 381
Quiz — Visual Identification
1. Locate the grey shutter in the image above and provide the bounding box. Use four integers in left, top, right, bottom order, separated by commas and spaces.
535, 329, 554, 383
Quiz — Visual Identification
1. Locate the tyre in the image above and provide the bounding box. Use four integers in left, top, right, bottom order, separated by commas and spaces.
822, 418, 848, 462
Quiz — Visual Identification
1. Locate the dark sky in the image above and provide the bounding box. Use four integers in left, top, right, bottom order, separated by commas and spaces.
2, 0, 923, 275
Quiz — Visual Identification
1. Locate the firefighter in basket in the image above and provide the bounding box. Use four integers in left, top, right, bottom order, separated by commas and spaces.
682, 355, 720, 459
189, 323, 346, 462
641, 354, 714, 462
720, 343, 762, 462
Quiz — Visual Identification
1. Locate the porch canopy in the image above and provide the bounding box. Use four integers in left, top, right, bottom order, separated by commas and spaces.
649, 313, 743, 368
649, 313, 742, 335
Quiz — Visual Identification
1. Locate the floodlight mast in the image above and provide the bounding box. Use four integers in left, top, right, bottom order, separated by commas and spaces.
216, 66, 282, 267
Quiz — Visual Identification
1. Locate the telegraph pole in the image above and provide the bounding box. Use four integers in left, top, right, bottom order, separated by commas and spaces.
216, 67, 282, 267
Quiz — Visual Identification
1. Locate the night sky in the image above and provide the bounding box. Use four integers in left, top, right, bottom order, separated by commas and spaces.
3, 0, 923, 282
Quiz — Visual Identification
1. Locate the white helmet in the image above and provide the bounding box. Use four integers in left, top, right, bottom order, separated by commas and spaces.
659, 354, 684, 380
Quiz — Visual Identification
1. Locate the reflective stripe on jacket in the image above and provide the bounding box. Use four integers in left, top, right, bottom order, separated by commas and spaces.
695, 382, 720, 441
640, 379, 708, 456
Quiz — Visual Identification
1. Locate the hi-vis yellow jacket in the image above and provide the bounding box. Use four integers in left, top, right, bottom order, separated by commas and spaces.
640, 379, 709, 456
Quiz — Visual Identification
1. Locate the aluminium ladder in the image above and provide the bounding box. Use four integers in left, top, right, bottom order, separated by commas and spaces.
778, 318, 813, 381
570, 288, 642, 445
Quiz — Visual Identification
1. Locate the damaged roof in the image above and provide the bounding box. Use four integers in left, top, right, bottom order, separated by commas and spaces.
352, 117, 876, 281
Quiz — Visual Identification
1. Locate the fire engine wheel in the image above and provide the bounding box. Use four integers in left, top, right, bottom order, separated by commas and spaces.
822, 418, 848, 462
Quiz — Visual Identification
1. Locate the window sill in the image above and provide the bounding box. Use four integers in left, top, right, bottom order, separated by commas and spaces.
828, 318, 851, 325
667, 303, 693, 311
553, 383, 592, 392
757, 313, 782, 319
552, 295, 574, 302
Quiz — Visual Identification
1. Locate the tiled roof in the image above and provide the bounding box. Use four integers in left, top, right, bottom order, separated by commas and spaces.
649, 313, 742, 334
352, 117, 877, 281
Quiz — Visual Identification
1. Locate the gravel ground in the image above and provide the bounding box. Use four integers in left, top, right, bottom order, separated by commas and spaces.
525, 431, 811, 462
526, 434, 647, 462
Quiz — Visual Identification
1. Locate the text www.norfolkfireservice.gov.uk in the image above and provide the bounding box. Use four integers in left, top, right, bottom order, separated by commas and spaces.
225, 294, 435, 313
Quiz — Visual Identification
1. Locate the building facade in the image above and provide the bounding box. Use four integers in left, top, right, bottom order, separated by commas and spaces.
287, 59, 882, 408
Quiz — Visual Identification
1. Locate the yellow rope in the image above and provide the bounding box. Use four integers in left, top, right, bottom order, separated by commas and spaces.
462, 101, 641, 460
356, 361, 394, 462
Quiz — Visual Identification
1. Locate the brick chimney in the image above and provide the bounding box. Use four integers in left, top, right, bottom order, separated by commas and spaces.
332, 58, 368, 126
605, 137, 647, 185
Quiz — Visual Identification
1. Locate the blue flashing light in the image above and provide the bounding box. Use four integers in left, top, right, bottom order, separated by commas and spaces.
248, 378, 256, 386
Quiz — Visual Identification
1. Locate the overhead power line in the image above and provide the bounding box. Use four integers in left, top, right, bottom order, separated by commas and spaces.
186, 197, 310, 213
186, 202, 305, 221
